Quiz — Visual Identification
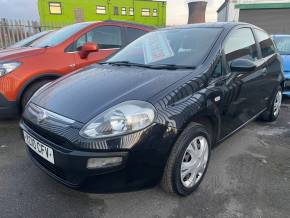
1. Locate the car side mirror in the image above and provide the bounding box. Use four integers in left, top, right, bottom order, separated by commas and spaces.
80, 42, 99, 59
230, 59, 256, 73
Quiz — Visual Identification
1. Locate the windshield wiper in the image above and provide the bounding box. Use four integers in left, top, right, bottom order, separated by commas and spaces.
148, 64, 196, 70
100, 61, 152, 68
99, 62, 196, 70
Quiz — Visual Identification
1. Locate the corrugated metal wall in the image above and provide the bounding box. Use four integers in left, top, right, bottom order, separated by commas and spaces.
239, 9, 290, 34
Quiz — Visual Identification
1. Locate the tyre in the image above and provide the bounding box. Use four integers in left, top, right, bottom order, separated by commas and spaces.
21, 79, 53, 111
260, 87, 282, 122
161, 122, 211, 196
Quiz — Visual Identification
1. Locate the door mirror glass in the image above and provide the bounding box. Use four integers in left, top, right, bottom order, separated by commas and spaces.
80, 42, 99, 59
230, 58, 256, 72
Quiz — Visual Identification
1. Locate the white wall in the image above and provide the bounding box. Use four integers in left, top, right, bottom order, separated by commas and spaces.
228, 1, 239, 22
217, 0, 239, 22
217, 6, 227, 22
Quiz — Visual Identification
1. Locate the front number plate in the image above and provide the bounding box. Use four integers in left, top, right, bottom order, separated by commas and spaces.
23, 131, 55, 164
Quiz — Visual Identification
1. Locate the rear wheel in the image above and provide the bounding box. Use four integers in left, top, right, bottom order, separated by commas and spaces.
260, 87, 282, 122
161, 122, 211, 196
21, 79, 53, 111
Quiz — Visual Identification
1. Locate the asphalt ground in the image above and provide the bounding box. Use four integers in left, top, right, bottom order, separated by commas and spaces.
0, 98, 289, 218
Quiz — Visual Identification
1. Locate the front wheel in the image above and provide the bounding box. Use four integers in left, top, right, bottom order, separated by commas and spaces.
21, 79, 53, 111
161, 122, 211, 196
260, 87, 282, 122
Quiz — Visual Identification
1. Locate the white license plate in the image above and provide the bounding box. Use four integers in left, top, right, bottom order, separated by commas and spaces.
23, 131, 55, 164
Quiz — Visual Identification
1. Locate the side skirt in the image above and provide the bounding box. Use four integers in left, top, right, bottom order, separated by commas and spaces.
217, 108, 267, 144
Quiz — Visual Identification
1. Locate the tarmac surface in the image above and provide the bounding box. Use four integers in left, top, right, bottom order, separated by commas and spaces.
0, 99, 290, 218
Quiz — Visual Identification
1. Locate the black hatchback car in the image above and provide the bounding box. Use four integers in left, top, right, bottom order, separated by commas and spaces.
20, 22, 284, 196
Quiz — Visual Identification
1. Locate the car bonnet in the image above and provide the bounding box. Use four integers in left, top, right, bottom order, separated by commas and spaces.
30, 64, 194, 123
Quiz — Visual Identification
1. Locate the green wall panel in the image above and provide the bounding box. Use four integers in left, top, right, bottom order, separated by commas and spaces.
38, 0, 166, 27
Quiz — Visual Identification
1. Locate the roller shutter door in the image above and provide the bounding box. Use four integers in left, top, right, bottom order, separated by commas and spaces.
239, 9, 290, 34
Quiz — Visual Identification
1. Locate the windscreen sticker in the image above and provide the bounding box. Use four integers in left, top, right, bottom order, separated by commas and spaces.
143, 33, 174, 64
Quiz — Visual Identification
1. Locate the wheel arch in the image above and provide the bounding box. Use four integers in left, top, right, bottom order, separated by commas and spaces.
180, 102, 221, 146
16, 73, 62, 107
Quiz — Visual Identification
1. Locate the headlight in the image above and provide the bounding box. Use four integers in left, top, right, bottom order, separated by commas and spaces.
0, 62, 21, 77
80, 100, 156, 139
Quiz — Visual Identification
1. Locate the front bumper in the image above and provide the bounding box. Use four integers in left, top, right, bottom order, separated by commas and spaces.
20, 120, 178, 192
0, 94, 19, 119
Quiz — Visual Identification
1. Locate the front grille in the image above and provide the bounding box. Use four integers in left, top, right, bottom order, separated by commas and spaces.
28, 147, 67, 180
23, 119, 74, 150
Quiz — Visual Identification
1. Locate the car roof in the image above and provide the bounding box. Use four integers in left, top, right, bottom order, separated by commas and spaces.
104, 20, 156, 29
79, 20, 155, 30
159, 22, 258, 31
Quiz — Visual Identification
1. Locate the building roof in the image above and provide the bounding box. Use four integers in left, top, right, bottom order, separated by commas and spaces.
235, 2, 290, 9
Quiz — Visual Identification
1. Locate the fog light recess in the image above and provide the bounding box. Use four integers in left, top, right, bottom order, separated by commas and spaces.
87, 157, 123, 169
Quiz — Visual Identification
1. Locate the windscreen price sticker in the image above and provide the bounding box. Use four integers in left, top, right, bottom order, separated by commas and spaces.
143, 33, 174, 64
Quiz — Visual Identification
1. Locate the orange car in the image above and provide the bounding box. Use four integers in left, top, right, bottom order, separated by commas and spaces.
0, 21, 153, 118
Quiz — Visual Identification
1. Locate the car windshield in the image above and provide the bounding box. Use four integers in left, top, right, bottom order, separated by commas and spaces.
31, 22, 91, 48
9, 31, 51, 48
108, 27, 222, 68
273, 35, 290, 55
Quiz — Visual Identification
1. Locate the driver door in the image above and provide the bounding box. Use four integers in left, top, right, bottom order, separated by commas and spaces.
219, 27, 266, 138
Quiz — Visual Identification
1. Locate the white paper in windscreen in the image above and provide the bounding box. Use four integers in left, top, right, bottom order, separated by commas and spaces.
143, 33, 174, 64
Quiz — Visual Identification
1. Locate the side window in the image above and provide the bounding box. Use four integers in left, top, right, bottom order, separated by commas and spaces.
75, 26, 122, 50
75, 35, 86, 50
212, 58, 223, 78
126, 28, 147, 44
49, 2, 62, 14
121, 7, 126, 15
129, 8, 134, 16
255, 29, 276, 58
224, 28, 258, 66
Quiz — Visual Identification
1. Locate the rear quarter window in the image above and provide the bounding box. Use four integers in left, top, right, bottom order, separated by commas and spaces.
255, 29, 276, 58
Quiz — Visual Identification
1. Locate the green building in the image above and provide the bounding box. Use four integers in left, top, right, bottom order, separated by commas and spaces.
38, 0, 166, 27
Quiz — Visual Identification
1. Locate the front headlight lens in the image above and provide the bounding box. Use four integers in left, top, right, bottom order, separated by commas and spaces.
80, 100, 156, 139
0, 62, 21, 77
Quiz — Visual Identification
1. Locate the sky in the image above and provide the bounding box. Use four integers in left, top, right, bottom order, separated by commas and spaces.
0, 0, 224, 24
167, 0, 224, 25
